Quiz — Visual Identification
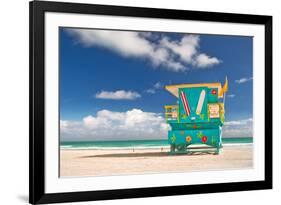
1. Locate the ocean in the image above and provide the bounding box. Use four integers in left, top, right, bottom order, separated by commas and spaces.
61, 137, 253, 150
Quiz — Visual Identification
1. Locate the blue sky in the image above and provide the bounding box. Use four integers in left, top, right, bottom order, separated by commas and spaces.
59, 28, 253, 141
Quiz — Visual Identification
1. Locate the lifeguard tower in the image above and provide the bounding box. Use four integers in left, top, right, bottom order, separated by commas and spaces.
164, 79, 228, 154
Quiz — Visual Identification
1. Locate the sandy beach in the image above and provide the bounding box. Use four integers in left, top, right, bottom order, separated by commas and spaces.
60, 145, 253, 177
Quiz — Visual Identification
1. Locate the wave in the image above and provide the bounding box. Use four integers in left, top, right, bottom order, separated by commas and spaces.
222, 143, 253, 147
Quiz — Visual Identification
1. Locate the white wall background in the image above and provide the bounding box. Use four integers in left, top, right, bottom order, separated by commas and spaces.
0, 0, 279, 204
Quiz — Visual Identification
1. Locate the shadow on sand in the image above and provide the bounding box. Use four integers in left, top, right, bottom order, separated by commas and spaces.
79, 151, 212, 159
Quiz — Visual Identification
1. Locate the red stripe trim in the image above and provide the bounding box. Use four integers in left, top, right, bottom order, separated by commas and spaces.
183, 92, 191, 115
182, 93, 189, 115
180, 91, 190, 116
180, 92, 188, 115
184, 95, 190, 114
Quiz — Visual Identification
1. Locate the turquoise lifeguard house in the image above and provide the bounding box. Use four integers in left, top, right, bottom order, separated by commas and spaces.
164, 79, 228, 154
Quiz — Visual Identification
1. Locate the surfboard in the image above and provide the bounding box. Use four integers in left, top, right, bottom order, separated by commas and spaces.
196, 90, 206, 115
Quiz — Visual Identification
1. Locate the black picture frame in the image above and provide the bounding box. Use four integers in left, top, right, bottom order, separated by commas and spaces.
29, 0, 272, 204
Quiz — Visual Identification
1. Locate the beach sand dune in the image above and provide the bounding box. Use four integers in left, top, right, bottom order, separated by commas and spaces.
60, 146, 253, 177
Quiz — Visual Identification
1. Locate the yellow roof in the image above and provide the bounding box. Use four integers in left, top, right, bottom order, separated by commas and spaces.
165, 82, 224, 98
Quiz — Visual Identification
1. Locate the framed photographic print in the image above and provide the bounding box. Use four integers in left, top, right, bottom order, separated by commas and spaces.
29, 0, 272, 204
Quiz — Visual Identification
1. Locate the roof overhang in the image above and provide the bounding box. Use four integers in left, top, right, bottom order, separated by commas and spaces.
165, 82, 223, 98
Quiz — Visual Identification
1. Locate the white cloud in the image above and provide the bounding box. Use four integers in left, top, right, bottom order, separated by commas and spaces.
227, 94, 235, 98
160, 35, 199, 63
69, 29, 153, 57
235, 77, 253, 84
153, 82, 162, 89
194, 53, 221, 68
60, 109, 169, 141
61, 110, 252, 141
145, 82, 163, 94
165, 61, 186, 72
145, 89, 156, 94
223, 118, 253, 138
224, 118, 252, 126
95, 90, 141, 100
67, 28, 221, 72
